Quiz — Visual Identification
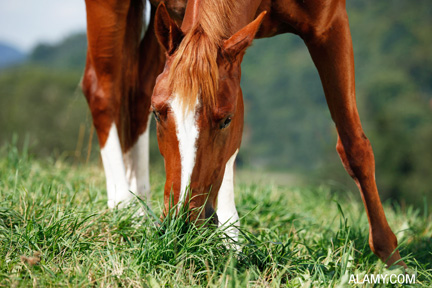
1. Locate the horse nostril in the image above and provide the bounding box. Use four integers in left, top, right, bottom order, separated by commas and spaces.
205, 206, 218, 225
211, 213, 219, 226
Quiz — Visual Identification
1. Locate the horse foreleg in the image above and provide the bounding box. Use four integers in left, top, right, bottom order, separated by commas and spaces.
216, 150, 240, 243
123, 116, 152, 206
302, 9, 406, 267
83, 62, 131, 209
83, 0, 138, 208
123, 3, 165, 208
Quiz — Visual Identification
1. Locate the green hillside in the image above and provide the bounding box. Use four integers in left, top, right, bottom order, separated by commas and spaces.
29, 33, 87, 70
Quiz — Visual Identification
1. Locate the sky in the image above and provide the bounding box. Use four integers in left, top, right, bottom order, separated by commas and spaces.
0, 0, 86, 52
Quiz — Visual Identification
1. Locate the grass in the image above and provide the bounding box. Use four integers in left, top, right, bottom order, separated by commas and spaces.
0, 143, 431, 287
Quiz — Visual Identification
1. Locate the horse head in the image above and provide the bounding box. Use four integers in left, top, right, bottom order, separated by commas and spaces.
151, 3, 265, 223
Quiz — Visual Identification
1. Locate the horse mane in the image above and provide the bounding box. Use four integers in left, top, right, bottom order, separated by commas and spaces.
168, 0, 241, 112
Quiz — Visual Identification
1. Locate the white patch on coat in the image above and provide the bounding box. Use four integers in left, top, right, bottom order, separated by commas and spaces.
100, 124, 131, 208
171, 95, 200, 204
217, 149, 239, 242
123, 115, 151, 204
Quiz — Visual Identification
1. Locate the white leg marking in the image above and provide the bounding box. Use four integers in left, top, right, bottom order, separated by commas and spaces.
171, 95, 199, 205
123, 115, 151, 204
217, 150, 240, 242
100, 124, 131, 208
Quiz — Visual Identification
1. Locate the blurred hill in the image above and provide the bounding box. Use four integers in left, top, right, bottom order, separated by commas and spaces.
0, 42, 26, 68
29, 33, 87, 70
0, 1, 431, 207
0, 33, 94, 160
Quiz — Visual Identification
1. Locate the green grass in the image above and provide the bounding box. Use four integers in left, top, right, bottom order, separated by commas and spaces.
0, 144, 431, 287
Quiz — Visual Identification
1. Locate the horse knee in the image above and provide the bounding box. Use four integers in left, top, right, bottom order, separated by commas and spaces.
336, 133, 375, 180
82, 65, 116, 145
336, 138, 346, 161
336, 138, 356, 179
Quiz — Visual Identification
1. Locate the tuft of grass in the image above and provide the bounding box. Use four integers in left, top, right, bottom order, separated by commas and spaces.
0, 144, 431, 287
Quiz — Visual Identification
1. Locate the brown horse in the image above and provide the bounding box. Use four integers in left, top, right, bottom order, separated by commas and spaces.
83, 0, 406, 267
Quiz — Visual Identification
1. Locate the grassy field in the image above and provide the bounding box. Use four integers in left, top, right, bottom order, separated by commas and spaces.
0, 144, 431, 287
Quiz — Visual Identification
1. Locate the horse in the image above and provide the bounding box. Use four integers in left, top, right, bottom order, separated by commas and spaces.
82, 0, 406, 268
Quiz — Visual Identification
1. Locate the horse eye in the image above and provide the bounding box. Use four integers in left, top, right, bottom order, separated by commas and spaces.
219, 116, 232, 129
153, 110, 161, 123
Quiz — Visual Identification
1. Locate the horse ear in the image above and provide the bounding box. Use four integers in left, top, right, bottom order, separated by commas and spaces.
223, 11, 266, 61
155, 3, 184, 54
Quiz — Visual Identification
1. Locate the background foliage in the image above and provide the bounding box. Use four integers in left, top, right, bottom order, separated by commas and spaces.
0, 1, 431, 207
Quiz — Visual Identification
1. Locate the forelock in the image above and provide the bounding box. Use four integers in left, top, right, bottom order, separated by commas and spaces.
167, 0, 242, 113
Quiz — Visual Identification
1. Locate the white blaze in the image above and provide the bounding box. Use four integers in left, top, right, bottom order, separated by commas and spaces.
171, 95, 200, 204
